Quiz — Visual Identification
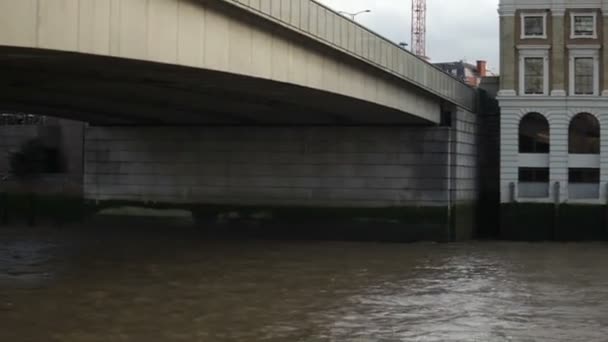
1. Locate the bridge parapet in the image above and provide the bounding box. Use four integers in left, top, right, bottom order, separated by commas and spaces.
227, 0, 476, 111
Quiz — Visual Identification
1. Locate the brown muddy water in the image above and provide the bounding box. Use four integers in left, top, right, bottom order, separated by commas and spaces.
1, 226, 608, 341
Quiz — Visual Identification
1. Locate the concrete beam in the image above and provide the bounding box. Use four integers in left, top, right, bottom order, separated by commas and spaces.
0, 0, 447, 124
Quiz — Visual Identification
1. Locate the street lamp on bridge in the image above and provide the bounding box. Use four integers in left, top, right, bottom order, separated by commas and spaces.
338, 9, 371, 21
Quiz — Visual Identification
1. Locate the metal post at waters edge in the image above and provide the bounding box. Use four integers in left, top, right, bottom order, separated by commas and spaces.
505, 182, 516, 240
553, 182, 560, 241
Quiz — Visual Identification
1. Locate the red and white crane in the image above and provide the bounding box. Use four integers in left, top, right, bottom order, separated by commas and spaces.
411, 0, 427, 58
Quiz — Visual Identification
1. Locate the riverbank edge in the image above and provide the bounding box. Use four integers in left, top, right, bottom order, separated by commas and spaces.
501, 203, 608, 241
0, 193, 478, 242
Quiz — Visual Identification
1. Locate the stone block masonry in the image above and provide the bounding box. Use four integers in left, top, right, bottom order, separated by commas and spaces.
84, 109, 479, 241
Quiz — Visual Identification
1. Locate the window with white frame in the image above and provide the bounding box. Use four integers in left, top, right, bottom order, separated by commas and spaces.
519, 112, 550, 153
574, 57, 594, 94
568, 47, 600, 96
519, 47, 549, 95
571, 13, 597, 38
524, 58, 544, 94
521, 13, 547, 39
569, 113, 600, 154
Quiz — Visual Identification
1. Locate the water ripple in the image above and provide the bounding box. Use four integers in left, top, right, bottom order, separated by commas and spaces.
2, 229, 608, 341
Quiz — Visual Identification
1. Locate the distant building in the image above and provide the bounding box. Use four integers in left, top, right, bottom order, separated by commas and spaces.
498, 0, 608, 204
435, 60, 491, 87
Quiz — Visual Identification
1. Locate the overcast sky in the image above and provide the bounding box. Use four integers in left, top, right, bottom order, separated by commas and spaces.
317, 0, 500, 73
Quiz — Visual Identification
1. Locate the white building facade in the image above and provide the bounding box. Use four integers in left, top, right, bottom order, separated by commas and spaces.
498, 0, 608, 204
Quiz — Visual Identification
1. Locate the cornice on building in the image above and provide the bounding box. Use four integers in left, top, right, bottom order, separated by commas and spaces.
566, 44, 602, 50
498, 0, 608, 16
497, 96, 608, 108
516, 44, 551, 50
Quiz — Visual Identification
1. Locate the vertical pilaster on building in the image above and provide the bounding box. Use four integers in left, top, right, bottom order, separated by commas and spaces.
600, 113, 608, 202
499, 108, 519, 203
548, 111, 568, 202
551, 10, 566, 96
603, 10, 608, 96
499, 15, 516, 96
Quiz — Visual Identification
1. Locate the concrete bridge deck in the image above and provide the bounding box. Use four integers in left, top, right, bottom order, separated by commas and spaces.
0, 0, 476, 125
226, 0, 476, 110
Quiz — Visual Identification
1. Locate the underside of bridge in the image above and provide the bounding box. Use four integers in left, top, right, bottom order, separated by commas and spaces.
0, 0, 489, 242
0, 47, 434, 126
0, 47, 487, 242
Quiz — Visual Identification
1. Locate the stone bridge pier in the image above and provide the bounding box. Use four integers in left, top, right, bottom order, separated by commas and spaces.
84, 108, 479, 241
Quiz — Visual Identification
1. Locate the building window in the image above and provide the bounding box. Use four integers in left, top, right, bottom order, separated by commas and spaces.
568, 47, 599, 96
569, 113, 600, 154
524, 57, 544, 94
519, 168, 549, 182
574, 16, 594, 36
574, 57, 594, 95
518, 167, 549, 198
569, 168, 600, 199
521, 13, 547, 39
519, 112, 549, 153
519, 47, 549, 95
569, 168, 600, 183
571, 13, 597, 38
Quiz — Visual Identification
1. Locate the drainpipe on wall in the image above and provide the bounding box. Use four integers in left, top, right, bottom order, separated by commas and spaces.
553, 182, 561, 240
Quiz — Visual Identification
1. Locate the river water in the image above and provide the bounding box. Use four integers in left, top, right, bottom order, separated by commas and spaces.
2, 226, 608, 342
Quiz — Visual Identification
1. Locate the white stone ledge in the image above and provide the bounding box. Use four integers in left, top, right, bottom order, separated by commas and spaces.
518, 153, 550, 167
569, 154, 601, 168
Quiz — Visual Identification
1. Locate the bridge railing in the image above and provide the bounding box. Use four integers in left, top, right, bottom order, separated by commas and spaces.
227, 0, 476, 111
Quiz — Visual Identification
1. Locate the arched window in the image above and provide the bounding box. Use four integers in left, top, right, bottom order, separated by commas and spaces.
519, 112, 549, 153
569, 113, 599, 154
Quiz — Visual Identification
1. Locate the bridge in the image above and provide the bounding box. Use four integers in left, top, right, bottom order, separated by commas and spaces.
0, 0, 485, 241
0, 0, 475, 124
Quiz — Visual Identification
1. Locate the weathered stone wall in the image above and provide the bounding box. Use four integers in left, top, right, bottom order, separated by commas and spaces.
83, 108, 480, 241
452, 109, 479, 203
84, 126, 453, 208
449, 108, 481, 240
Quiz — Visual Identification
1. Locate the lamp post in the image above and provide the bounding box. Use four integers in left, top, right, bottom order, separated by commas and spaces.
338, 9, 371, 21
